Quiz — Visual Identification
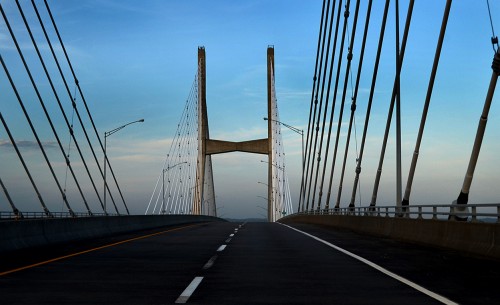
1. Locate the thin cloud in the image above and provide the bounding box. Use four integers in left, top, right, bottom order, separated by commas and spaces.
0, 139, 58, 150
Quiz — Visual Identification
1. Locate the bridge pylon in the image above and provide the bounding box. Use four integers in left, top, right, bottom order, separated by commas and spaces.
193, 46, 280, 221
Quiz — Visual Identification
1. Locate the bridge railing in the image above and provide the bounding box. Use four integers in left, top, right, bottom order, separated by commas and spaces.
0, 211, 117, 220
296, 203, 500, 223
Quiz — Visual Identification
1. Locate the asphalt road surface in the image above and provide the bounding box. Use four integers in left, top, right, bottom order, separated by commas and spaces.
0, 221, 498, 304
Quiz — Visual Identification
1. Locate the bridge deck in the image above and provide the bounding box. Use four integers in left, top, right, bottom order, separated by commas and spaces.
0, 222, 498, 304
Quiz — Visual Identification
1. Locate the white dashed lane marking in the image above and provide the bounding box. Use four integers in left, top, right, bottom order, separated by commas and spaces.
203, 255, 218, 270
217, 245, 227, 252
175, 276, 204, 303
177, 225, 245, 303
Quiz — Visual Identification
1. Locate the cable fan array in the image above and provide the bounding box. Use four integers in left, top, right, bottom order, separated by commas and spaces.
145, 77, 199, 215
1, 1, 128, 217
269, 64, 294, 221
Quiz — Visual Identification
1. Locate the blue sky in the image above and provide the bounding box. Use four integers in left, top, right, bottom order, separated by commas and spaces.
1, 0, 499, 218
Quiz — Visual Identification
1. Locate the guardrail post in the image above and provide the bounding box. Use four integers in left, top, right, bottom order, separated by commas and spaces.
432, 206, 437, 220
471, 206, 477, 222
417, 206, 423, 219
498, 206, 500, 223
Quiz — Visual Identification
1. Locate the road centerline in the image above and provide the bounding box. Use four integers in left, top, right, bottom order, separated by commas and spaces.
203, 255, 218, 270
217, 245, 227, 252
175, 276, 204, 303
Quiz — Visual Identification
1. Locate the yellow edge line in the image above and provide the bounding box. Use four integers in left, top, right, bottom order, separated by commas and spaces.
0, 222, 203, 277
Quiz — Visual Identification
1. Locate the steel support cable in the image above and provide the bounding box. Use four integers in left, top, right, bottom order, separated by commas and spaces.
304, 0, 335, 211
274, 99, 288, 216
178, 108, 195, 214
328, 0, 360, 210
402, 0, 452, 207
151, 92, 195, 213
299, 0, 328, 212
322, 0, 354, 209
455, 50, 499, 209
180, 161, 191, 214
0, 112, 51, 216
160, 124, 186, 214
188, 87, 198, 214
395, 0, 403, 209
0, 53, 75, 217
336, 0, 371, 209
30, 1, 119, 214
271, 71, 282, 219
272, 71, 286, 218
328, 0, 363, 210
40, 0, 128, 214
15, 1, 92, 214
306, 0, 339, 211
173, 119, 194, 214
303, 0, 332, 212
370, 0, 414, 206
274, 77, 288, 217
185, 98, 198, 214
178, 126, 189, 212
171, 165, 184, 214
155, 81, 197, 213
314, 0, 345, 210
349, 0, 391, 207
147, 79, 198, 214
486, 0, 499, 53
0, 176, 21, 217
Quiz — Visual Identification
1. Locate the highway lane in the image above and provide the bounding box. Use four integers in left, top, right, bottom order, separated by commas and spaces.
286, 223, 500, 305
0, 222, 235, 304
189, 222, 447, 305
0, 221, 498, 304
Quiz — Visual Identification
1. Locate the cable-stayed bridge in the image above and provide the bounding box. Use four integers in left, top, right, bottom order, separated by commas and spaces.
1, 1, 500, 304
145, 47, 293, 221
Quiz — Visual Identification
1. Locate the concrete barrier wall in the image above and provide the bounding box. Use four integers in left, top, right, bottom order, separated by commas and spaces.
279, 215, 500, 260
0, 215, 223, 253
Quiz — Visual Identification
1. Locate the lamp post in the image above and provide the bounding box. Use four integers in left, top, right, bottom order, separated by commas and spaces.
162, 161, 188, 214
263, 117, 304, 172
263, 117, 304, 212
103, 119, 144, 215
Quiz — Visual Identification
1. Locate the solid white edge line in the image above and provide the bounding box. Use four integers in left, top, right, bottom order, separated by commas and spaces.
280, 223, 458, 305
175, 276, 203, 303
217, 244, 227, 252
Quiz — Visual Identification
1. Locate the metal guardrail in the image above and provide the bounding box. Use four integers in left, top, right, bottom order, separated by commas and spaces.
0, 211, 118, 220
292, 203, 500, 223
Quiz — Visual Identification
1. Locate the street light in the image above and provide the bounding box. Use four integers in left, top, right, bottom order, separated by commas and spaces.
263, 117, 304, 170
260, 159, 284, 171
103, 119, 144, 214
263, 117, 304, 212
257, 181, 268, 187
162, 161, 188, 214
